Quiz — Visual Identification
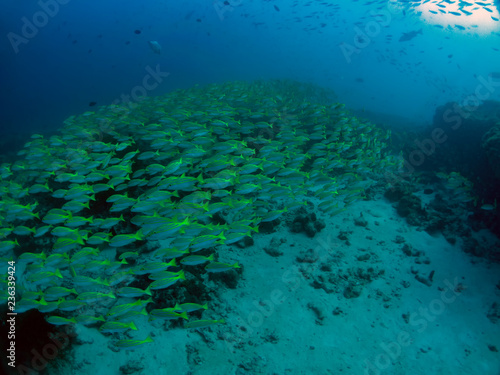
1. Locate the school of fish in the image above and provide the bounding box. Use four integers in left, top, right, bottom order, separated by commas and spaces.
0, 80, 402, 350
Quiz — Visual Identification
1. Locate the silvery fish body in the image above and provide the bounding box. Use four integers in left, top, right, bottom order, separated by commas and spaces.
148, 40, 161, 54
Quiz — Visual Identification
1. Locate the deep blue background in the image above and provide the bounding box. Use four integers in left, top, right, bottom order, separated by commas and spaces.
1, 0, 500, 140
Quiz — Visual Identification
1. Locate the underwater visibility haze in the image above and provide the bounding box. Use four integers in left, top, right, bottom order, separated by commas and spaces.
1, 1, 500, 374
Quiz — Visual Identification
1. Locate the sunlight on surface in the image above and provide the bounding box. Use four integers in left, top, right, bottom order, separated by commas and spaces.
415, 0, 500, 34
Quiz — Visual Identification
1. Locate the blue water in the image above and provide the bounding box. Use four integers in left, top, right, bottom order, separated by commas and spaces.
2, 0, 499, 139
1, 2, 500, 374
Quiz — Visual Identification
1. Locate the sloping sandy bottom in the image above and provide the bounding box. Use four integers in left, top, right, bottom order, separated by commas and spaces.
48, 197, 500, 375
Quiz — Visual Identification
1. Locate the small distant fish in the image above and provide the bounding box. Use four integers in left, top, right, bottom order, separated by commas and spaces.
480, 199, 497, 211
205, 261, 240, 273
148, 40, 162, 54
134, 29, 141, 35
399, 29, 422, 42
274, 5, 280, 11
46, 316, 77, 326
89, 102, 97, 107
481, 204, 495, 211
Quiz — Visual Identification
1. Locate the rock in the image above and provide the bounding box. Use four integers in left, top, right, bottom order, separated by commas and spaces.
482, 125, 500, 179
338, 231, 350, 241
235, 235, 254, 249
120, 360, 144, 374
343, 283, 363, 298
263, 237, 284, 257
296, 248, 319, 263
288, 207, 325, 238
356, 253, 370, 261
396, 194, 424, 219
307, 302, 325, 324
291, 221, 303, 233
463, 237, 486, 257
393, 235, 406, 244
208, 267, 240, 289
354, 213, 368, 227
384, 185, 406, 202
332, 307, 344, 316
304, 221, 316, 238
415, 270, 434, 287
488, 344, 498, 352
487, 302, 500, 324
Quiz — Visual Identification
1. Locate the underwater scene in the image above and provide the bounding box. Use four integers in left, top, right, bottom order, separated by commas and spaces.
1, 1, 500, 374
